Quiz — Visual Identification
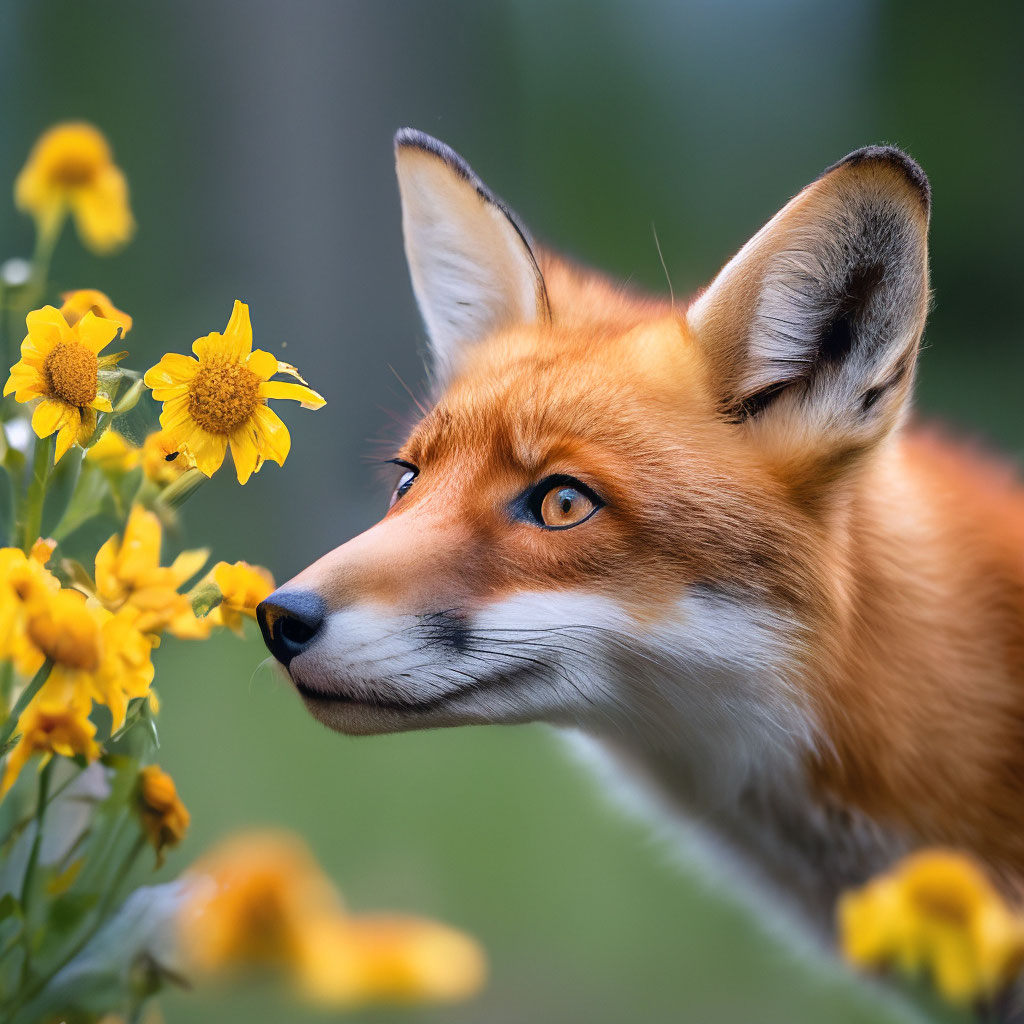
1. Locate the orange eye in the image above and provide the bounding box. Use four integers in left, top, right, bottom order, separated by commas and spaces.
538, 484, 598, 529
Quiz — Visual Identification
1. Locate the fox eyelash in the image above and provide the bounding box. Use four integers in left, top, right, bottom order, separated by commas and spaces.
387, 458, 418, 472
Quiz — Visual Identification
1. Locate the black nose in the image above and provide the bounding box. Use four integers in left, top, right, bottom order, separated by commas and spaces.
257, 590, 325, 666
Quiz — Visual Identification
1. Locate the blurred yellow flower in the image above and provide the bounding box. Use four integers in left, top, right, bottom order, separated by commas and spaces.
86, 429, 142, 472
94, 504, 209, 638
182, 830, 341, 974
4, 305, 124, 462
180, 830, 485, 1007
24, 587, 102, 675
60, 288, 133, 335
209, 561, 275, 634
138, 764, 190, 865
141, 430, 195, 486
0, 680, 99, 796
144, 300, 325, 484
839, 849, 1024, 1005
4, 579, 155, 739
0, 546, 61, 673
92, 606, 157, 729
299, 913, 487, 1006
15, 122, 135, 253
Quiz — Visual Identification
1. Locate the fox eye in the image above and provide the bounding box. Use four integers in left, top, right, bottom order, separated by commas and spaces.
388, 462, 418, 508
528, 476, 602, 530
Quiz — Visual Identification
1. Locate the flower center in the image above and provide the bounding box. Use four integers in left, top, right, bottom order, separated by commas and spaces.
187, 363, 261, 434
43, 343, 99, 407
51, 154, 98, 187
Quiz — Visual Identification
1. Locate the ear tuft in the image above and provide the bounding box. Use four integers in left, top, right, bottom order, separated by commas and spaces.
820, 145, 931, 214
394, 129, 549, 388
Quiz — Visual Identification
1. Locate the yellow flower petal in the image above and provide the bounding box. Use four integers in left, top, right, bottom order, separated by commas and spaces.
252, 405, 291, 466
76, 408, 97, 447
71, 164, 135, 254
144, 353, 199, 396
246, 349, 279, 381
188, 431, 229, 478
55, 410, 82, 463
169, 548, 209, 587
222, 299, 253, 357
25, 306, 70, 351
157, 394, 195, 438
228, 425, 261, 485
259, 380, 326, 410
60, 289, 132, 334
75, 311, 120, 354
32, 398, 70, 438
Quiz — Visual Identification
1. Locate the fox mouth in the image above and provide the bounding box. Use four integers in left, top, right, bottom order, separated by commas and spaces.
289, 665, 533, 714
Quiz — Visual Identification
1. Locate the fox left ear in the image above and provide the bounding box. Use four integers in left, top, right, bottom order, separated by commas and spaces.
394, 129, 550, 387
687, 146, 931, 494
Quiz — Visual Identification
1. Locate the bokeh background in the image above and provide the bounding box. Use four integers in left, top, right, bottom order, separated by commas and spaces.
1, 1, 1022, 1021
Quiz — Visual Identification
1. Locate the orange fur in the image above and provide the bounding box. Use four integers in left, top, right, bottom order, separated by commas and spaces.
269, 136, 1024, 915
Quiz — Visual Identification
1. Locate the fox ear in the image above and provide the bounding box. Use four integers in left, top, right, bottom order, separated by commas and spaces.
394, 129, 549, 386
687, 147, 931, 494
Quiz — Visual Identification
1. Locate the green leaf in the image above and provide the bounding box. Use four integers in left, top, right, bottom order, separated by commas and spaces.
46, 890, 98, 936
0, 462, 16, 546
0, 892, 19, 923
52, 465, 109, 543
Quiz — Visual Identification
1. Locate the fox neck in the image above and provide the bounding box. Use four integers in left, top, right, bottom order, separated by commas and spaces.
568, 585, 908, 931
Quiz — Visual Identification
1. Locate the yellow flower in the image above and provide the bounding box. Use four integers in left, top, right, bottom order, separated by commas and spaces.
180, 830, 485, 1007
839, 849, 1024, 1005
18, 585, 154, 730
208, 561, 275, 634
94, 504, 209, 638
85, 429, 142, 472
0, 680, 99, 796
138, 764, 190, 864
0, 546, 61, 673
25, 588, 102, 673
181, 830, 342, 975
144, 300, 325, 484
4, 305, 124, 462
60, 289, 133, 334
15, 122, 135, 253
91, 606, 157, 729
140, 430, 196, 486
299, 914, 487, 1006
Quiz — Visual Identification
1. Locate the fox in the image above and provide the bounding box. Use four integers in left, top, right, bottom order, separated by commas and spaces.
257, 129, 1024, 939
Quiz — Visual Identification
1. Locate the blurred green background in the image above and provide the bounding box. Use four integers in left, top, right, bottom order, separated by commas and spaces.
1, 1, 1021, 1021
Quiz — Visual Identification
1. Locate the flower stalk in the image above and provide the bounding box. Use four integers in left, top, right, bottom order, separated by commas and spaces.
20, 432, 54, 553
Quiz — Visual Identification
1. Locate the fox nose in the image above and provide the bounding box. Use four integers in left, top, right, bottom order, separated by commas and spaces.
257, 590, 325, 666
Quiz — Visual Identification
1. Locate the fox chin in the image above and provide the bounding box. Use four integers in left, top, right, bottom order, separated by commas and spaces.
257, 130, 1024, 937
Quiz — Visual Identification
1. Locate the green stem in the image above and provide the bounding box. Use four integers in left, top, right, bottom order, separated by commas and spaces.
6, 832, 147, 1020
25, 215, 63, 308
155, 466, 207, 511
0, 661, 13, 720
0, 659, 52, 753
17, 757, 53, 986
21, 432, 54, 553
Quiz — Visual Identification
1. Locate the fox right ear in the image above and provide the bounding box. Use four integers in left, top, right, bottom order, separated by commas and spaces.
395, 129, 549, 387
687, 146, 931, 495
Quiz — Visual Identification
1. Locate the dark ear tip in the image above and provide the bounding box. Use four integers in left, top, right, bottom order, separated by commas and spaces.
822, 145, 931, 212
394, 127, 472, 183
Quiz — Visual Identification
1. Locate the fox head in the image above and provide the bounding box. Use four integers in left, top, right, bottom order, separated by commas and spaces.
258, 131, 929, 791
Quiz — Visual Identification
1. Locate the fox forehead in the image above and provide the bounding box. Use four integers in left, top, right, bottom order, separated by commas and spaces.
403, 316, 719, 469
